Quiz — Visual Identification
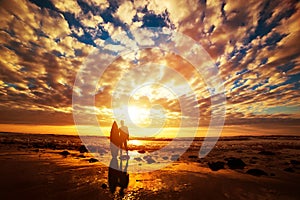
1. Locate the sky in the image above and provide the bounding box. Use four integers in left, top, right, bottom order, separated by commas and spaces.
0, 0, 299, 137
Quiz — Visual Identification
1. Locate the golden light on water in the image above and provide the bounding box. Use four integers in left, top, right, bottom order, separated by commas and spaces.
128, 139, 144, 146
0, 124, 299, 138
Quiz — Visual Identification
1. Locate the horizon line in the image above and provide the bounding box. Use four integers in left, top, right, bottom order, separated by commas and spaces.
1, 131, 300, 139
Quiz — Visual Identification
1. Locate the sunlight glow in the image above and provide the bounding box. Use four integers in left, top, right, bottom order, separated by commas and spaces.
128, 139, 144, 146
128, 105, 150, 126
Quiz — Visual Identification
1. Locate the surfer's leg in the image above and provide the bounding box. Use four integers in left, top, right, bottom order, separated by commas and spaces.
120, 142, 123, 156
124, 141, 128, 155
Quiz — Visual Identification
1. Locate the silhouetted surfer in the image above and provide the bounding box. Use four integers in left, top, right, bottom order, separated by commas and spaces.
119, 120, 129, 156
108, 157, 129, 196
110, 121, 119, 157
108, 157, 119, 193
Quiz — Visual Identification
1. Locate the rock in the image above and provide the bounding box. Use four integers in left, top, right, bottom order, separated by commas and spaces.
78, 145, 88, 153
59, 150, 70, 157
171, 154, 180, 161
246, 169, 268, 176
89, 158, 99, 163
258, 150, 275, 156
290, 160, 300, 165
208, 161, 225, 171
283, 162, 290, 165
134, 157, 143, 162
284, 167, 295, 173
33, 144, 42, 149
143, 156, 155, 164
249, 160, 257, 164
143, 155, 150, 160
47, 143, 56, 150
162, 156, 169, 160
138, 150, 146, 154
101, 183, 107, 189
226, 157, 246, 169
188, 155, 198, 159
33, 149, 40, 153
146, 157, 156, 164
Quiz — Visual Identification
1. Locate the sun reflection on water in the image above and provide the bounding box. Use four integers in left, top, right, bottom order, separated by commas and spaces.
128, 140, 144, 146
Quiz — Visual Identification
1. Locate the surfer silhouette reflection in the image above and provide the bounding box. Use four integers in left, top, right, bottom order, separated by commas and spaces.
108, 154, 129, 196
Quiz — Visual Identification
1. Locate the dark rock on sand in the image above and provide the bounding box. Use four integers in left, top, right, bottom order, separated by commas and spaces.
246, 169, 268, 176
146, 157, 156, 164
59, 150, 70, 157
143, 156, 156, 164
283, 162, 290, 165
162, 156, 169, 160
143, 155, 150, 160
188, 155, 198, 159
32, 144, 42, 149
290, 160, 300, 165
249, 160, 257, 164
78, 145, 88, 153
134, 157, 143, 162
33, 148, 40, 153
226, 157, 246, 169
46, 143, 57, 150
101, 183, 107, 189
88, 158, 99, 163
208, 161, 225, 171
284, 167, 295, 173
138, 150, 146, 154
171, 154, 180, 161
258, 150, 275, 156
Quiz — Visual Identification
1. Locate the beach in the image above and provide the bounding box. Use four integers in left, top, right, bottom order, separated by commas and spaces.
0, 133, 300, 200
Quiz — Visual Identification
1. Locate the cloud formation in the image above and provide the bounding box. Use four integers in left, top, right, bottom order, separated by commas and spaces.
0, 0, 299, 132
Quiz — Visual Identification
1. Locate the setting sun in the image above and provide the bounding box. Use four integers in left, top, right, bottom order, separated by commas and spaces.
128, 105, 150, 127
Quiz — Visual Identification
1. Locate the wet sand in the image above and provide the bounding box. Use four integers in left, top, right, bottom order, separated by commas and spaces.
0, 133, 300, 199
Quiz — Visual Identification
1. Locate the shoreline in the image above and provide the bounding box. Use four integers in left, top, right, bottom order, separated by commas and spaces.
2, 131, 300, 140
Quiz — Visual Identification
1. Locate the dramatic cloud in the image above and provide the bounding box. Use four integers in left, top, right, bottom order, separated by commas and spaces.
0, 0, 299, 135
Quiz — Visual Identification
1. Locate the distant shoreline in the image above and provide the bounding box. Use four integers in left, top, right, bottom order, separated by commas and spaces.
1, 131, 300, 141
